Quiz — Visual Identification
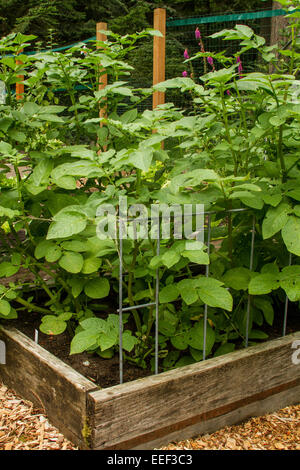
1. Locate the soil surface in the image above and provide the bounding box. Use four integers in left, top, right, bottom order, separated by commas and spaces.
1, 294, 300, 389
3, 311, 151, 388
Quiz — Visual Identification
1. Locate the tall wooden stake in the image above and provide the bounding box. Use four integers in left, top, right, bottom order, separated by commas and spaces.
96, 22, 108, 153
153, 8, 166, 110
96, 22, 108, 120
16, 49, 24, 100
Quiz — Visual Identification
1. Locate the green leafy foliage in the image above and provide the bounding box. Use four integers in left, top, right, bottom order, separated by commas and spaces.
0, 11, 300, 373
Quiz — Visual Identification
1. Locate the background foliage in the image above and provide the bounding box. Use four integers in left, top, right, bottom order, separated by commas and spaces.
1, 0, 271, 45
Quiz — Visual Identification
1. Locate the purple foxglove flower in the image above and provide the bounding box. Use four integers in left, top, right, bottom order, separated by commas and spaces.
195, 27, 201, 40
207, 56, 214, 67
182, 70, 188, 77
184, 49, 189, 59
237, 56, 243, 77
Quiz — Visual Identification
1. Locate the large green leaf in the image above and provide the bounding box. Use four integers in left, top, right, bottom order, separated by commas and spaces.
187, 320, 215, 354
0, 299, 11, 316
196, 278, 233, 311
84, 277, 110, 299
70, 330, 99, 354
262, 203, 291, 239
47, 212, 87, 239
282, 216, 300, 256
59, 252, 84, 274
248, 273, 280, 295
159, 284, 180, 303
122, 330, 138, 352
177, 279, 199, 305
279, 265, 300, 301
223, 267, 251, 291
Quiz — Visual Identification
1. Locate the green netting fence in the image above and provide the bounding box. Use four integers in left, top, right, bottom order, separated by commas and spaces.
161, 7, 286, 110
128, 7, 288, 111
8, 8, 288, 110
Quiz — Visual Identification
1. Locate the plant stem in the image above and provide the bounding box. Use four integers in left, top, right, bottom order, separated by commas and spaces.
15, 296, 51, 315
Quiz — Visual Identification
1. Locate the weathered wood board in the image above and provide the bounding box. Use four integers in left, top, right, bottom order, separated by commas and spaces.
0, 324, 299, 450
0, 326, 98, 448
88, 332, 300, 449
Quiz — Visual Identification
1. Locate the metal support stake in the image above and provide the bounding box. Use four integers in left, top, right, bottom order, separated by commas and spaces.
155, 218, 160, 375
203, 214, 211, 361
245, 216, 256, 348
283, 252, 292, 337
119, 218, 123, 384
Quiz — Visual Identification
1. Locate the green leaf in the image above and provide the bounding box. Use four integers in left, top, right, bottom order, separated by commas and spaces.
177, 279, 199, 305
128, 149, 153, 172
187, 320, 215, 354
248, 329, 268, 339
161, 251, 180, 268
0, 299, 11, 316
159, 284, 180, 303
25, 159, 53, 195
281, 216, 300, 256
68, 278, 85, 298
45, 245, 62, 263
34, 240, 53, 259
59, 252, 84, 274
182, 250, 209, 265
0, 262, 19, 277
269, 115, 286, 127
223, 267, 251, 291
253, 298, 274, 326
60, 240, 87, 252
196, 278, 233, 311
81, 257, 102, 274
214, 343, 235, 357
80, 317, 108, 333
248, 273, 279, 295
98, 331, 118, 351
279, 265, 300, 302
47, 212, 87, 239
122, 330, 138, 352
262, 203, 291, 239
287, 189, 300, 202
84, 277, 110, 299
171, 331, 189, 350
158, 311, 178, 336
40, 315, 67, 335
52, 161, 103, 180
70, 330, 99, 354
53, 176, 77, 189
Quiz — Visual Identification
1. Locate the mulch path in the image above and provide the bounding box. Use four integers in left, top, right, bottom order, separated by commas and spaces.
0, 380, 299, 450
0, 383, 76, 450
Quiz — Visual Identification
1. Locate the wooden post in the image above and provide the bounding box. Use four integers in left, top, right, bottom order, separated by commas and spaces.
16, 49, 24, 100
270, 1, 289, 46
96, 22, 108, 116
96, 22, 108, 152
152, 8, 166, 110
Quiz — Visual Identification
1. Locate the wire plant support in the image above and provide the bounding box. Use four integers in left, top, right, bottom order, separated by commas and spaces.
114, 206, 281, 385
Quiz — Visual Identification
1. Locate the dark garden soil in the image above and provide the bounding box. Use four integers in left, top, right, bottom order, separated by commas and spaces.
3, 309, 152, 388
2, 302, 300, 390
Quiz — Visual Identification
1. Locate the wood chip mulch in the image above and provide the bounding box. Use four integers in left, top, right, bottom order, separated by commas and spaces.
0, 380, 299, 450
0, 383, 77, 450
161, 404, 300, 450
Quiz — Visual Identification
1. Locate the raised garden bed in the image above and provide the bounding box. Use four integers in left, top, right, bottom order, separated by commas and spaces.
1, 324, 299, 450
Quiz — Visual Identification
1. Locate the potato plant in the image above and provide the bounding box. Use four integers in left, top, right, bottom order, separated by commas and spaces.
0, 3, 299, 372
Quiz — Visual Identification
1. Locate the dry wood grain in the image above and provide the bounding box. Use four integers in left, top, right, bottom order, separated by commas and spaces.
88, 332, 300, 449
0, 326, 98, 448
